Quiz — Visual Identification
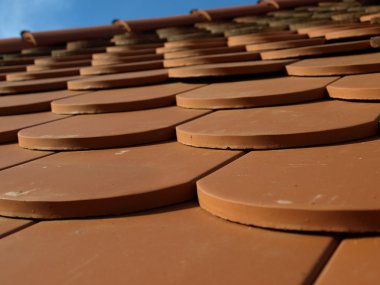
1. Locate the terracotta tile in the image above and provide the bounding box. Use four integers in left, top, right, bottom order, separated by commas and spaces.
0, 57, 36, 66
156, 43, 227, 54
67, 70, 168, 90
286, 52, 380, 76
305, 23, 370, 38
177, 76, 338, 109
0, 90, 84, 115
0, 144, 239, 218
0, 203, 337, 285
6, 67, 80, 81
228, 32, 307, 46
51, 46, 107, 57
325, 25, 380, 40
164, 51, 259, 68
198, 137, 380, 232
27, 59, 92, 71
163, 46, 245, 60
34, 54, 93, 64
92, 49, 157, 59
0, 112, 67, 143
91, 54, 163, 66
80, 60, 163, 76
327, 72, 380, 100
246, 38, 325, 52
18, 106, 209, 150
0, 143, 51, 171
168, 59, 295, 78
51, 83, 203, 114
0, 65, 27, 74
106, 43, 163, 52
176, 100, 380, 149
296, 23, 358, 35
260, 40, 371, 59
0, 76, 80, 95
361, 12, 380, 22
316, 237, 380, 285
0, 217, 34, 239
66, 40, 112, 50
161, 37, 227, 50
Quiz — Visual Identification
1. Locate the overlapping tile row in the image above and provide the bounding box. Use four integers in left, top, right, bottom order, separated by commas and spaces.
2, 0, 380, 283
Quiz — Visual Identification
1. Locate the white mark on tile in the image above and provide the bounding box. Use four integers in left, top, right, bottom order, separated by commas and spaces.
114, 150, 130, 155
310, 194, 323, 204
276, 200, 293, 205
3, 189, 37, 197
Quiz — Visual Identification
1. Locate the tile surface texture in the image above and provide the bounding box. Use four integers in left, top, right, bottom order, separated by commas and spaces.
177, 76, 338, 109
0, 203, 336, 285
18, 106, 209, 150
176, 101, 380, 149
52, 82, 203, 114
0, 143, 239, 218
197, 138, 380, 232
1, 0, 380, 282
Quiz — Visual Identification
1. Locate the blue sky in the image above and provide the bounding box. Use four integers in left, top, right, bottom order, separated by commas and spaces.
0, 0, 258, 38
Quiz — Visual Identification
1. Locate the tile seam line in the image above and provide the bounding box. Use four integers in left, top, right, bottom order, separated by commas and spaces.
15, 115, 73, 140
302, 237, 342, 285
0, 220, 38, 239
0, 151, 56, 172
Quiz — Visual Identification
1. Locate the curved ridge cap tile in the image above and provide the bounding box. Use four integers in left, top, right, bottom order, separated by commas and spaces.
325, 26, 380, 40
6, 67, 81, 82
0, 143, 51, 171
18, 106, 210, 150
163, 51, 259, 68
79, 60, 163, 76
286, 52, 380, 76
246, 38, 326, 52
0, 90, 84, 115
191, 4, 275, 21
67, 69, 168, 90
315, 237, 380, 285
0, 112, 67, 144
176, 100, 380, 150
0, 205, 335, 285
327, 72, 380, 100
176, 76, 339, 109
259, 0, 328, 9
198, 138, 380, 233
51, 83, 203, 114
0, 76, 80, 95
0, 37, 31, 53
168, 59, 296, 78
113, 14, 205, 32
21, 25, 125, 46
0, 142, 240, 219
260, 40, 371, 60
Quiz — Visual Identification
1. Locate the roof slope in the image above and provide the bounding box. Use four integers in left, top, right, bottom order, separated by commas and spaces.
1, 0, 380, 284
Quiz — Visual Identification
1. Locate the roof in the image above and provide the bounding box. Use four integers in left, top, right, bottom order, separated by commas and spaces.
1, 0, 380, 284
